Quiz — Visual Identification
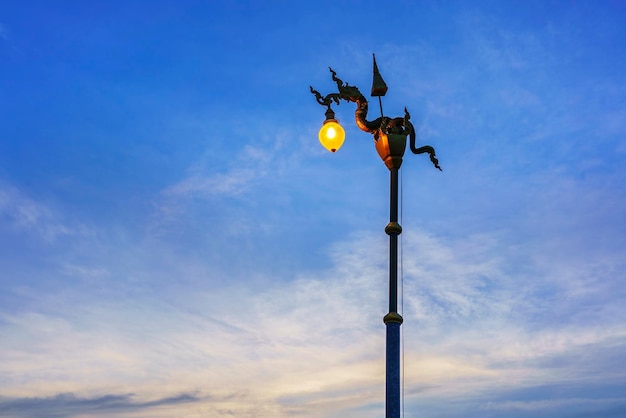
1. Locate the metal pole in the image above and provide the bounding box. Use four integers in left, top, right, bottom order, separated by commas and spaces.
384, 166, 403, 418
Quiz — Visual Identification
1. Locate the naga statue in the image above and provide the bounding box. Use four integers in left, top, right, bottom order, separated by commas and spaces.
310, 66, 441, 171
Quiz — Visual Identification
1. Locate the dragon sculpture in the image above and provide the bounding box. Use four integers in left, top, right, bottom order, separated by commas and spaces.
310, 67, 441, 171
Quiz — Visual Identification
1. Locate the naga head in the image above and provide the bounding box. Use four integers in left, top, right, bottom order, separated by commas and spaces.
330, 67, 365, 103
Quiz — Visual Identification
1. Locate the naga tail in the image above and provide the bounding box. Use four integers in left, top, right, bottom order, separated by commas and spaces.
412, 145, 442, 171
409, 127, 442, 171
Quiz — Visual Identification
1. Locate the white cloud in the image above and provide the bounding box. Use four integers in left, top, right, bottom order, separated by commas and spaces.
0, 184, 83, 241
163, 168, 258, 198
148, 127, 320, 238
161, 128, 303, 200
2, 220, 625, 416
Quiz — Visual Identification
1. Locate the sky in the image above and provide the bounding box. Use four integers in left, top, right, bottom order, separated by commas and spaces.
1, 1, 626, 417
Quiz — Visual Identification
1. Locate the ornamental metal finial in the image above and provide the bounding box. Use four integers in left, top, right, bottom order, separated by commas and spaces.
371, 54, 388, 97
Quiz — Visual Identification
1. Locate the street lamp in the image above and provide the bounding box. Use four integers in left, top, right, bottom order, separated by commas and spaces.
310, 55, 441, 418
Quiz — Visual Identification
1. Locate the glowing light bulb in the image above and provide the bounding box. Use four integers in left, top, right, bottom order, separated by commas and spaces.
318, 120, 345, 152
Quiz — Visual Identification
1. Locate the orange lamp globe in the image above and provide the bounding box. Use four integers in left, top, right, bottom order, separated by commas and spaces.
318, 120, 345, 153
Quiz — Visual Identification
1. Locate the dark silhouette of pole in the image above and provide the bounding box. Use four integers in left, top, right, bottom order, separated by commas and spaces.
384, 165, 403, 418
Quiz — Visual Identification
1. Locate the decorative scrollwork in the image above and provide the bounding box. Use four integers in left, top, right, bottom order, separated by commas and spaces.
330, 67, 365, 104
404, 108, 442, 171
309, 86, 340, 111
310, 67, 441, 170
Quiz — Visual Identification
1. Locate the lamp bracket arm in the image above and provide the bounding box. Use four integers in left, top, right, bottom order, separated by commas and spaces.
309, 86, 341, 113
329, 68, 383, 134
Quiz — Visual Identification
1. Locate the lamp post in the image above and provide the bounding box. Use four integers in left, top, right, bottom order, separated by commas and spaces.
310, 55, 441, 418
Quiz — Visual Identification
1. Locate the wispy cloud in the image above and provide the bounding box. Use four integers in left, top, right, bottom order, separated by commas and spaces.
161, 128, 307, 200
2, 220, 624, 416
0, 184, 84, 241
149, 127, 317, 237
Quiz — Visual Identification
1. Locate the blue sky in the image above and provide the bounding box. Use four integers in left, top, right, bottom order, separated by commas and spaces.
1, 1, 626, 417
